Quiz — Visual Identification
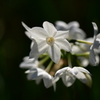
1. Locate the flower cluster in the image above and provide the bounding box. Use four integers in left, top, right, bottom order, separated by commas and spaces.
20, 21, 100, 90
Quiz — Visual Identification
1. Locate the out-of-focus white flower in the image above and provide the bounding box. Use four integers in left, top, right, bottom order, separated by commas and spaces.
20, 56, 44, 84
89, 22, 100, 66
19, 56, 38, 69
25, 67, 56, 89
53, 67, 91, 87
55, 21, 86, 40
20, 56, 56, 89
22, 21, 71, 63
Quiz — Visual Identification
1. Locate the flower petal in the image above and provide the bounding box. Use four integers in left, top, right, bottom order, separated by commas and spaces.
92, 22, 98, 36
75, 71, 87, 84
29, 40, 39, 58
97, 34, 100, 39
55, 39, 71, 52
85, 73, 92, 87
62, 75, 76, 87
74, 67, 90, 74
22, 22, 48, 39
89, 45, 97, 66
54, 31, 69, 39
55, 67, 68, 77
68, 28, 86, 39
43, 74, 53, 88
47, 44, 61, 63
38, 40, 49, 54
55, 21, 69, 30
68, 21, 79, 28
43, 21, 57, 36
93, 39, 100, 48
19, 56, 38, 69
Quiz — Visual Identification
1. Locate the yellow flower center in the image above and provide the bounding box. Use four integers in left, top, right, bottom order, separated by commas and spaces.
46, 37, 54, 45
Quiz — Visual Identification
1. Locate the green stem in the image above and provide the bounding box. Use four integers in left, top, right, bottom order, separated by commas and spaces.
76, 39, 93, 45
68, 53, 72, 67
45, 61, 53, 72
72, 52, 90, 57
38, 56, 49, 67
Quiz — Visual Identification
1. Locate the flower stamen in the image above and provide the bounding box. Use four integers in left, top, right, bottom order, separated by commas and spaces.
46, 37, 54, 45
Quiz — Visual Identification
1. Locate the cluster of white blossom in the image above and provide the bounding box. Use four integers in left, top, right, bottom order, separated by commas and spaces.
20, 21, 100, 90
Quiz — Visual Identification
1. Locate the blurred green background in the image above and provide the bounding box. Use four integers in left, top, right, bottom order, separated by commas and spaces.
0, 0, 100, 100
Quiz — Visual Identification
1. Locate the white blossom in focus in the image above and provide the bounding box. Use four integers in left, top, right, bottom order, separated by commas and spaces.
22, 21, 71, 63
53, 67, 91, 87
25, 67, 56, 89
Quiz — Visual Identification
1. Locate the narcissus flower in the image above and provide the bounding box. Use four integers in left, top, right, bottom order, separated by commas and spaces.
25, 67, 56, 89
53, 67, 91, 87
89, 22, 100, 66
55, 21, 86, 40
22, 21, 71, 63
19, 56, 38, 69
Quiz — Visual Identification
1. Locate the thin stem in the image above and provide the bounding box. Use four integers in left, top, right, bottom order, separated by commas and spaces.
68, 53, 72, 67
76, 39, 93, 45
38, 56, 49, 67
72, 52, 90, 57
45, 61, 53, 72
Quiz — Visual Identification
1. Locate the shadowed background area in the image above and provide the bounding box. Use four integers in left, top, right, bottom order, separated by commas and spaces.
0, 0, 100, 100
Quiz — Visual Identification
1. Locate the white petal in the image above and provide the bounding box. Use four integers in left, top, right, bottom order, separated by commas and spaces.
75, 71, 87, 84
68, 21, 79, 28
55, 21, 68, 30
62, 75, 76, 87
71, 67, 79, 75
93, 39, 100, 48
97, 34, 100, 39
69, 28, 86, 39
85, 73, 92, 87
55, 39, 71, 52
54, 31, 69, 39
48, 44, 61, 63
38, 40, 49, 54
19, 56, 38, 69
74, 67, 90, 74
92, 22, 98, 36
22, 22, 48, 39
25, 31, 32, 39
43, 74, 53, 88
89, 45, 97, 66
43, 21, 57, 36
27, 73, 41, 80
55, 67, 68, 77
29, 40, 39, 58
30, 27, 48, 39
20, 63, 36, 69
22, 56, 33, 62
26, 68, 43, 79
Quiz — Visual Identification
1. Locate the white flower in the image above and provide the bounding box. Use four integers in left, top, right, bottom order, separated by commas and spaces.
22, 21, 71, 63
89, 22, 100, 66
19, 56, 38, 69
55, 21, 86, 40
53, 67, 91, 87
25, 67, 56, 89
20, 56, 44, 84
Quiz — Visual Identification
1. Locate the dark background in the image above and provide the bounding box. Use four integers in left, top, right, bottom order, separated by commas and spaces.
0, 0, 100, 100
